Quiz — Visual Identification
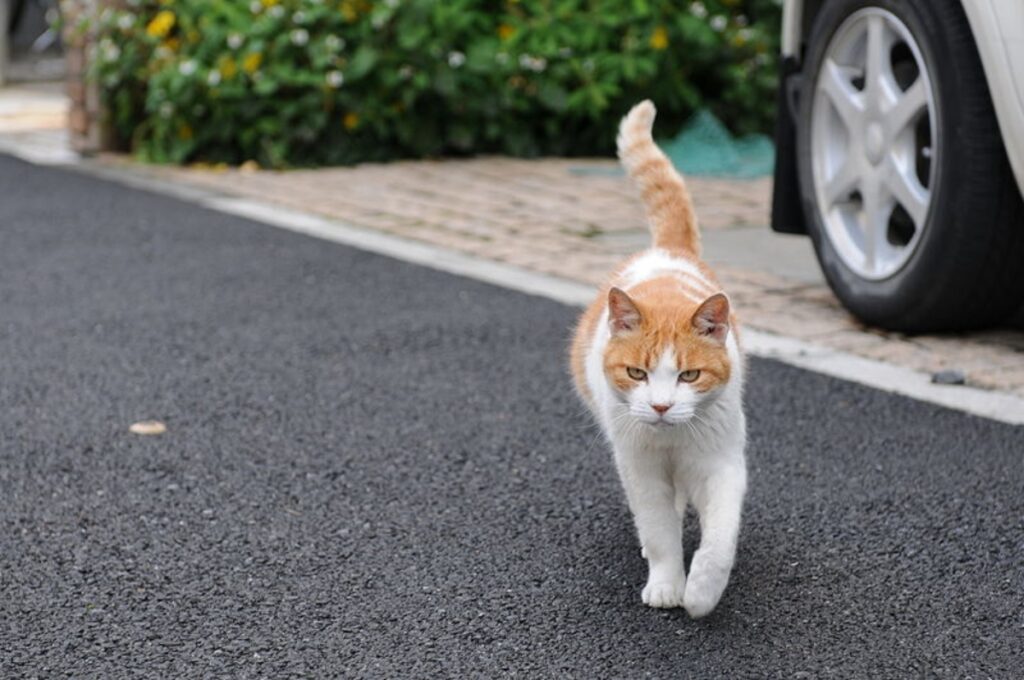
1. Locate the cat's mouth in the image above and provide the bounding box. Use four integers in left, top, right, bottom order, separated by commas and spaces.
639, 411, 697, 428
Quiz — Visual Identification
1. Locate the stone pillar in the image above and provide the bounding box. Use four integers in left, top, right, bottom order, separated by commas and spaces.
0, 1, 10, 87
62, 0, 117, 153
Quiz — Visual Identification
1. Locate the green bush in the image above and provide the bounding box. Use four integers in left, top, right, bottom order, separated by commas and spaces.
91, 0, 780, 167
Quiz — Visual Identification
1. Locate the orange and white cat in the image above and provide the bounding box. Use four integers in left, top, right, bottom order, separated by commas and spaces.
570, 101, 747, 617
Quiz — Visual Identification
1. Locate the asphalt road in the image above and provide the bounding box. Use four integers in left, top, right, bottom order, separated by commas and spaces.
1, 155, 1022, 678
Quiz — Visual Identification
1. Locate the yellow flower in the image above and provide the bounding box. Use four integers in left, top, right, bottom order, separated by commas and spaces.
340, 0, 358, 22
497, 24, 516, 41
219, 55, 238, 79
261, 0, 279, 6
343, 112, 360, 130
177, 123, 193, 141
242, 52, 263, 74
146, 10, 176, 39
649, 26, 669, 50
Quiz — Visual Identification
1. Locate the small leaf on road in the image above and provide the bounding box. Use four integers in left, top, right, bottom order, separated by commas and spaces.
129, 420, 167, 435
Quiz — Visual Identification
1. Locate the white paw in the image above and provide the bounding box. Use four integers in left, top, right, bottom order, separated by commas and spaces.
683, 577, 725, 618
642, 580, 686, 609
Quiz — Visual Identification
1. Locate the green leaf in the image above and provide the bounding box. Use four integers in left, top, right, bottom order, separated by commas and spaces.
537, 81, 569, 112
346, 46, 379, 81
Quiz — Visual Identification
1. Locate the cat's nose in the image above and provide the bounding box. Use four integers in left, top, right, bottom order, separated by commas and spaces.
652, 403, 670, 415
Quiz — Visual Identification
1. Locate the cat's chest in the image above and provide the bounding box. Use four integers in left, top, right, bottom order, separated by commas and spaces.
613, 423, 703, 453
609, 411, 739, 459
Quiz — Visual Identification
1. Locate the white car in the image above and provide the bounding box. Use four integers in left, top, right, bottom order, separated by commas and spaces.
771, 0, 1024, 331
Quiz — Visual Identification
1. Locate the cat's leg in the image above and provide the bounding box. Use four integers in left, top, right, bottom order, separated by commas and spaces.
684, 460, 746, 618
615, 442, 685, 608
639, 489, 688, 559
644, 488, 687, 559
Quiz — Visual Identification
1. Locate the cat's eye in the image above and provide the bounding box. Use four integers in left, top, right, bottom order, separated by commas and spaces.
678, 369, 701, 383
626, 367, 647, 381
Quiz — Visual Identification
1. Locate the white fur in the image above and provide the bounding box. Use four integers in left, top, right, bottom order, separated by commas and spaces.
621, 249, 717, 297
583, 249, 747, 617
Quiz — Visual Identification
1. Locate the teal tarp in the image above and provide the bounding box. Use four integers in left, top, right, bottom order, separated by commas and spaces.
569, 109, 775, 179
658, 109, 775, 179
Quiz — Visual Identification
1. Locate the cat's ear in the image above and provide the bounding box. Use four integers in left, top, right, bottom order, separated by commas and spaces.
608, 287, 642, 335
691, 293, 730, 344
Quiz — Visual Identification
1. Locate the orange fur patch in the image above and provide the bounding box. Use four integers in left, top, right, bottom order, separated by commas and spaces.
610, 276, 730, 383
570, 254, 739, 405
570, 101, 739, 405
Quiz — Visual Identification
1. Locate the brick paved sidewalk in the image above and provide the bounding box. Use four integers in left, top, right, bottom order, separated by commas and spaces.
0, 82, 75, 163
99, 156, 1021, 400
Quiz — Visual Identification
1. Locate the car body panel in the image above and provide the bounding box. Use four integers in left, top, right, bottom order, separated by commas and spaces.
962, 1, 1024, 197
781, 0, 804, 57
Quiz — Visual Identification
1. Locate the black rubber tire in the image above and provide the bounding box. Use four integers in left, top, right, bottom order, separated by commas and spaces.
796, 0, 1024, 332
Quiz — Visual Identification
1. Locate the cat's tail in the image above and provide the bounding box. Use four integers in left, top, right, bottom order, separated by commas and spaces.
616, 100, 700, 256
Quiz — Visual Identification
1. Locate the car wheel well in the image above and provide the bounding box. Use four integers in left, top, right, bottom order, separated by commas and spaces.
799, 0, 828, 57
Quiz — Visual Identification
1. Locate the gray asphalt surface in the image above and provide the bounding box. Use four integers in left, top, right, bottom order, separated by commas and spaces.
1, 154, 1022, 678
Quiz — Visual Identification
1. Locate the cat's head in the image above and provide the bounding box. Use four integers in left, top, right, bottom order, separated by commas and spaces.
603, 283, 734, 427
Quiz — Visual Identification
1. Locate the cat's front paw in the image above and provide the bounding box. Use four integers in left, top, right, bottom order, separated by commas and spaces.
682, 576, 725, 618
641, 580, 686, 609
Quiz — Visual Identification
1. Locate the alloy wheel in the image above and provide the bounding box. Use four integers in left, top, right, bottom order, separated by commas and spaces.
810, 8, 938, 281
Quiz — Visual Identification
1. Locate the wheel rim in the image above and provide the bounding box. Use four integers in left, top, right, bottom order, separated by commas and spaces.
810, 8, 938, 281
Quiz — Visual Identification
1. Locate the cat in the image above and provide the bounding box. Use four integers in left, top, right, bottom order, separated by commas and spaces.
570, 100, 747, 617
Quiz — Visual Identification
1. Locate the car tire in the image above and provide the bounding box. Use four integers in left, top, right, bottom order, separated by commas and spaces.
796, 0, 1024, 332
